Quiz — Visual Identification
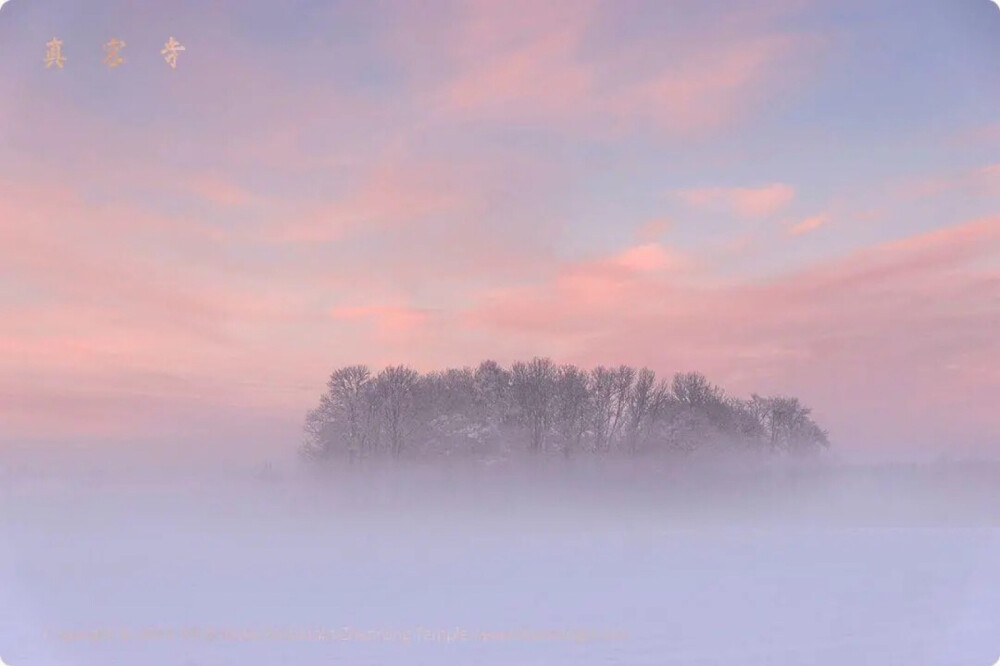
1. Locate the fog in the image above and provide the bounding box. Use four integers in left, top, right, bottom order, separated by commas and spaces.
2, 456, 999, 665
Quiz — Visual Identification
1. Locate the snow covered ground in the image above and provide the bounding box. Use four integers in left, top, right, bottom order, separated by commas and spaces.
1, 464, 998, 665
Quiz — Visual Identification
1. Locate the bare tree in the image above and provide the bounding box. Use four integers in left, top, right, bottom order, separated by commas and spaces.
374, 366, 419, 458
474, 360, 512, 436
671, 372, 721, 409
303, 361, 831, 465
302, 392, 338, 461
750, 394, 828, 454
624, 368, 668, 454
302, 365, 377, 462
511, 358, 557, 453
609, 365, 637, 449
553, 364, 592, 458
589, 366, 615, 452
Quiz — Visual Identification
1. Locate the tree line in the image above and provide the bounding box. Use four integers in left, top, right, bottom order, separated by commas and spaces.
301, 359, 829, 464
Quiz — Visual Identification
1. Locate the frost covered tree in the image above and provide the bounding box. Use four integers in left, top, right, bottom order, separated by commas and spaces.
511, 358, 558, 453
589, 365, 635, 452
473, 360, 513, 443
373, 365, 420, 458
553, 364, 592, 458
749, 394, 829, 455
302, 360, 830, 464
302, 365, 378, 461
623, 369, 669, 454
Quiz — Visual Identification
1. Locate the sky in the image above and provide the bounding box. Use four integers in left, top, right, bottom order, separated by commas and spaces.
0, 0, 998, 466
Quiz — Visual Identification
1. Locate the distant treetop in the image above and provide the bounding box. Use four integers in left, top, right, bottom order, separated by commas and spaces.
301, 359, 829, 464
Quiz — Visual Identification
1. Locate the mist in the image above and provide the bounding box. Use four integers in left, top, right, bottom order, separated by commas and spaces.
2, 454, 999, 665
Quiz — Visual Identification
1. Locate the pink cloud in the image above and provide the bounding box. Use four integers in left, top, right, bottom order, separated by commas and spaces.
331, 304, 434, 338
268, 159, 475, 242
260, 145, 530, 245
466, 218, 1000, 450
471, 241, 695, 336
634, 217, 673, 243
182, 173, 263, 208
2, 0, 992, 461
678, 183, 796, 218
264, 159, 467, 244
604, 34, 807, 135
609, 243, 684, 273
441, 26, 593, 120
426, 1, 821, 136
788, 214, 828, 236
892, 164, 1000, 202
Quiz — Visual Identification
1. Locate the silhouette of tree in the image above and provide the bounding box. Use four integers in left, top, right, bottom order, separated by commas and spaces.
302, 360, 830, 464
